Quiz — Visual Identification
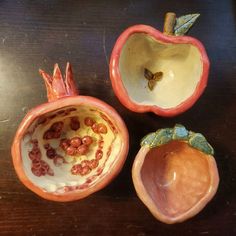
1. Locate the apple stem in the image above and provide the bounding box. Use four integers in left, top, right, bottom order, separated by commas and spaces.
163, 12, 176, 35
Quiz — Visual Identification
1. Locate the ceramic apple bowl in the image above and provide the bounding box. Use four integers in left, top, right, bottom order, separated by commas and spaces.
132, 125, 219, 224
110, 13, 210, 117
11, 63, 129, 201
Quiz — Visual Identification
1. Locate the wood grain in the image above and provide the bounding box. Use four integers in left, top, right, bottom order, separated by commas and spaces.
0, 0, 235, 235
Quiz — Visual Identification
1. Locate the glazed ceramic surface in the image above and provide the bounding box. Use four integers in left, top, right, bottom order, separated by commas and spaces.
12, 64, 129, 201
132, 126, 219, 224
119, 33, 202, 108
110, 25, 209, 116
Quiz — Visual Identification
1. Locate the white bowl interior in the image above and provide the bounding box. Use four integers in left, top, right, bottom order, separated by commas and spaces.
21, 105, 123, 193
119, 33, 203, 109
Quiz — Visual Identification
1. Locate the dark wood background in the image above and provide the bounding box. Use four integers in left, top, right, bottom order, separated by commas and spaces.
0, 0, 235, 235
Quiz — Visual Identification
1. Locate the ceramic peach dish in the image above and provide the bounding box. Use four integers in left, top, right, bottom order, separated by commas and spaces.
132, 124, 219, 224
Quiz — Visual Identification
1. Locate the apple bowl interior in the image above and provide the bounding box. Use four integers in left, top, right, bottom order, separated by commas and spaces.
119, 33, 203, 109
20, 105, 125, 195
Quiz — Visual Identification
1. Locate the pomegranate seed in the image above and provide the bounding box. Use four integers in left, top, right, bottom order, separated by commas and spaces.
91, 123, 99, 133
70, 137, 82, 148
97, 123, 107, 134
31, 139, 38, 146
52, 131, 61, 139
43, 130, 55, 139
29, 148, 41, 160
107, 146, 112, 157
81, 160, 90, 168
46, 148, 56, 159
67, 107, 77, 112
95, 150, 103, 160
66, 146, 76, 156
40, 167, 47, 175
76, 144, 88, 155
31, 167, 42, 177
57, 110, 65, 115
71, 164, 82, 175
44, 143, 50, 149
84, 117, 95, 126
89, 159, 99, 169
60, 138, 70, 150
70, 117, 80, 131
53, 155, 64, 166
40, 160, 49, 170
49, 114, 56, 119
47, 168, 54, 176
37, 116, 47, 125
82, 136, 93, 146
51, 121, 64, 132
98, 140, 104, 149
80, 166, 91, 176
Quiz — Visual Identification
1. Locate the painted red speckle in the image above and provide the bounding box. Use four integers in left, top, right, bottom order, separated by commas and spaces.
70, 116, 80, 131
98, 140, 104, 149
46, 148, 56, 159
51, 121, 63, 132
47, 168, 54, 176
60, 138, 70, 150
28, 148, 41, 161
81, 160, 90, 168
76, 144, 88, 155
44, 143, 50, 150
37, 116, 47, 125
95, 150, 103, 160
71, 164, 82, 175
89, 159, 99, 169
107, 146, 112, 157
56, 110, 65, 115
91, 123, 99, 133
31, 167, 42, 177
82, 135, 93, 145
97, 123, 108, 134
70, 137, 82, 148
31, 158, 51, 177
53, 155, 64, 166
80, 166, 91, 176
84, 117, 95, 127
43, 121, 64, 140
96, 168, 103, 175
66, 145, 76, 156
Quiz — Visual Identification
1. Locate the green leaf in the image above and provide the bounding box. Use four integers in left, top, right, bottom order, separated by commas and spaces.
140, 124, 214, 156
174, 13, 200, 36
172, 124, 189, 140
141, 132, 156, 146
189, 133, 214, 155
141, 128, 173, 148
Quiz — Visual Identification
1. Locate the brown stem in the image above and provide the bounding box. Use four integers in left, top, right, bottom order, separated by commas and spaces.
163, 12, 176, 35
39, 63, 79, 102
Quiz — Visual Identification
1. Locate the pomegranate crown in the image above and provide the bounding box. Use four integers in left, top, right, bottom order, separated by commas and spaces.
39, 63, 78, 102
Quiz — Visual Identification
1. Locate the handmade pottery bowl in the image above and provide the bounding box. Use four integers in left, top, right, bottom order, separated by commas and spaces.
110, 13, 209, 116
132, 125, 219, 224
12, 63, 129, 201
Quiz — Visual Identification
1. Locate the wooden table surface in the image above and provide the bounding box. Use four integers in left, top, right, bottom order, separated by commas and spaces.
0, 0, 235, 235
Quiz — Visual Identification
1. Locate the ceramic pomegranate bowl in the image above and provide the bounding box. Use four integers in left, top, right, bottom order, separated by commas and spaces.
110, 13, 209, 117
12, 63, 129, 201
132, 125, 219, 224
